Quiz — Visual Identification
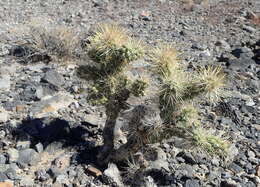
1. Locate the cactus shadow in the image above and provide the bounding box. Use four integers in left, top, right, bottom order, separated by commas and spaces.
9, 117, 101, 166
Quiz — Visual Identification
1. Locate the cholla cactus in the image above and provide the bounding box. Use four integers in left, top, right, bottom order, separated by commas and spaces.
150, 43, 181, 79
88, 74, 130, 105
88, 23, 144, 75
191, 127, 230, 157
175, 103, 200, 129
85, 23, 147, 107
130, 79, 149, 97
184, 66, 226, 102
82, 23, 231, 168
150, 43, 230, 157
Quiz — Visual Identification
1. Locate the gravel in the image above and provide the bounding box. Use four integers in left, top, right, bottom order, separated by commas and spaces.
0, 0, 259, 186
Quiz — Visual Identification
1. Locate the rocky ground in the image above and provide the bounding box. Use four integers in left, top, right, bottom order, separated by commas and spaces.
0, 0, 259, 186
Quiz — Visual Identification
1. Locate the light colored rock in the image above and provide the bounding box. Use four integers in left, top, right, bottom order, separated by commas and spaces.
7, 148, 19, 163
20, 177, 34, 186
245, 99, 255, 106
0, 164, 10, 172
35, 143, 43, 153
55, 174, 69, 185
150, 159, 169, 171
27, 63, 45, 73
199, 49, 211, 57
215, 40, 231, 50
0, 107, 9, 123
104, 163, 123, 187
0, 64, 17, 76
18, 148, 40, 166
144, 176, 158, 187
243, 25, 256, 33
254, 124, 260, 131
30, 93, 75, 118
85, 113, 106, 128
0, 74, 11, 91
225, 144, 239, 163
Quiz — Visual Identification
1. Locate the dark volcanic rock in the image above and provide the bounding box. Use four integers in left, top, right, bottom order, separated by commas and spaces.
227, 57, 256, 70
231, 47, 254, 59
41, 69, 65, 89
177, 151, 197, 165
228, 163, 244, 173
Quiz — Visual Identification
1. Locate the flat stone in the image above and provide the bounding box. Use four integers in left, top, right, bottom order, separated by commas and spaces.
17, 149, 40, 167
7, 149, 19, 163
41, 70, 65, 88
45, 142, 64, 154
35, 85, 57, 100
149, 159, 169, 171
85, 113, 106, 128
30, 93, 75, 118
